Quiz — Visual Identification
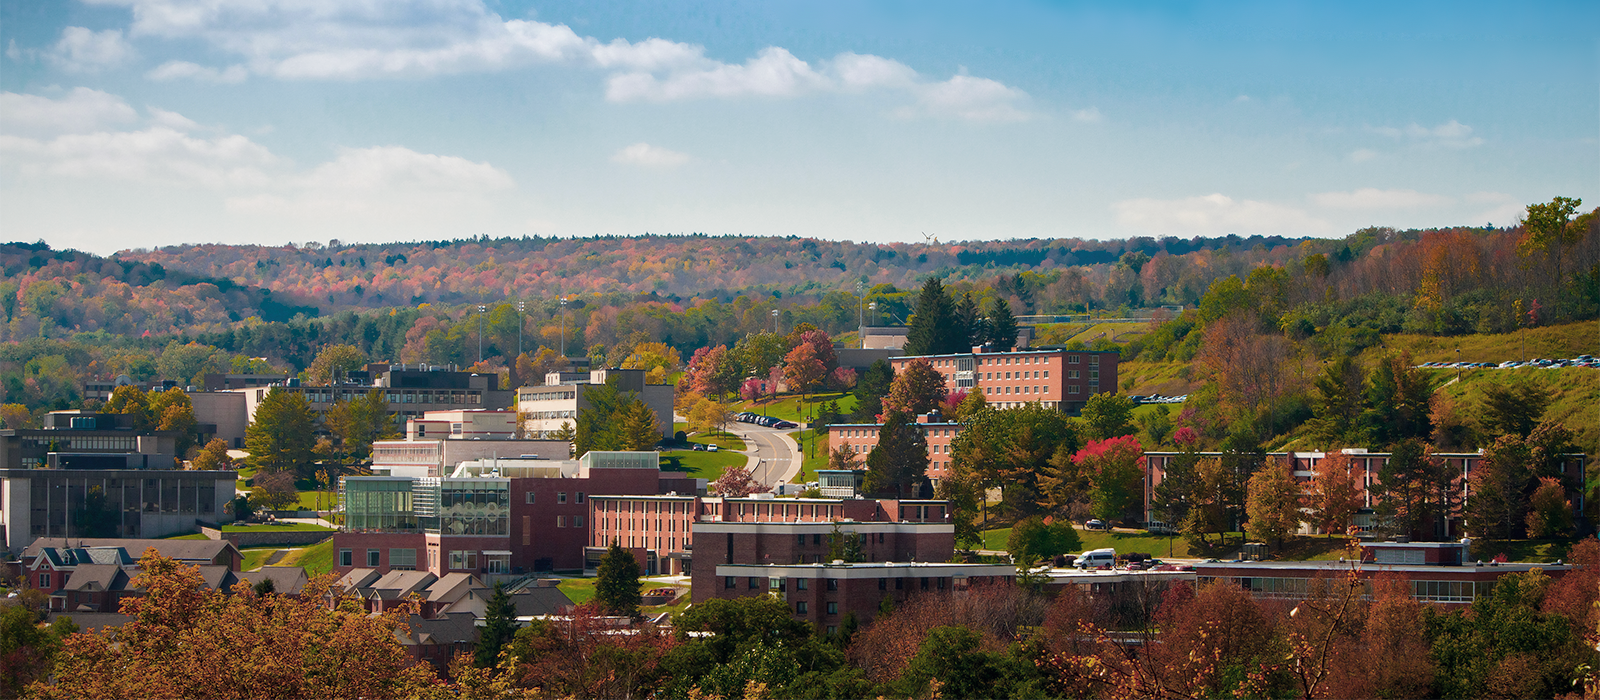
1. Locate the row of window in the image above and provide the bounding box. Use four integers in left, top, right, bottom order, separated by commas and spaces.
723, 576, 944, 592
524, 491, 583, 504
340, 548, 417, 569
602, 535, 684, 550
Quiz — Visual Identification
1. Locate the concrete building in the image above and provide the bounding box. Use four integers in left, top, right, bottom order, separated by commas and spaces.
828, 412, 963, 485
370, 409, 569, 479
230, 364, 515, 423
860, 326, 909, 350
334, 451, 699, 577
187, 390, 248, 449
1142, 449, 1588, 537
890, 348, 1119, 414
517, 368, 673, 440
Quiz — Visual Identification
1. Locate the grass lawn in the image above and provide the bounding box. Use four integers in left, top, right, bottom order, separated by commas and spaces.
1432, 367, 1600, 454
222, 523, 335, 533
659, 449, 746, 482
294, 490, 337, 511
241, 547, 283, 572
688, 431, 747, 451
167, 532, 210, 540
1474, 538, 1585, 564
557, 577, 683, 609
734, 392, 858, 424
791, 430, 830, 483
275, 538, 335, 577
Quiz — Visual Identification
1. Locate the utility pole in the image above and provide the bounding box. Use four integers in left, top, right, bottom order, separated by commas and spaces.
477, 304, 486, 363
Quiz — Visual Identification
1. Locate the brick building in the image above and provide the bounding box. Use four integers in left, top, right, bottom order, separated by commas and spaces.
890, 348, 1119, 414
828, 412, 964, 485
710, 561, 1017, 631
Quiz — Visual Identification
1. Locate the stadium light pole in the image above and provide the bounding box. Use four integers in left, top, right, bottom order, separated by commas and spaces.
856, 280, 864, 349
477, 304, 486, 363
559, 296, 569, 358
771, 308, 779, 335
517, 300, 526, 358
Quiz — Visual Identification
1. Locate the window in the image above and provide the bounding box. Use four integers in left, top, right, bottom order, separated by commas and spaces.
390, 548, 417, 570
749, 577, 762, 589
368, 549, 381, 567
797, 533, 806, 546
1069, 386, 1081, 395
1043, 370, 1049, 378
879, 578, 887, 590
895, 578, 904, 590
558, 492, 567, 504
575, 516, 585, 528
526, 492, 536, 504
827, 602, 838, 615
557, 515, 567, 528
1069, 355, 1080, 364
827, 579, 838, 591
813, 533, 822, 545
1090, 355, 1100, 366
1069, 370, 1079, 379
920, 577, 929, 590
340, 549, 353, 567
726, 576, 737, 589
576, 492, 585, 504
796, 602, 808, 614
39, 573, 50, 588
796, 578, 808, 590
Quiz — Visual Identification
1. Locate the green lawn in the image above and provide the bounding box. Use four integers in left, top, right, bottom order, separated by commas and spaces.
275, 539, 334, 577
733, 392, 858, 424
241, 547, 283, 572
222, 523, 335, 533
556, 577, 683, 609
688, 431, 747, 451
791, 429, 830, 483
167, 532, 209, 540
291, 490, 337, 511
658, 449, 746, 482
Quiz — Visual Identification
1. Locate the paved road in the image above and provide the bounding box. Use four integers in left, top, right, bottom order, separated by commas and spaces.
734, 424, 799, 487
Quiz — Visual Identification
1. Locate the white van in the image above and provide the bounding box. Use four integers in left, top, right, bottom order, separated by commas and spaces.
1075, 548, 1116, 569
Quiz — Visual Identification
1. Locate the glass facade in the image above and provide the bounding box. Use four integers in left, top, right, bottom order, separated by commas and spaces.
341, 477, 418, 531
435, 478, 509, 535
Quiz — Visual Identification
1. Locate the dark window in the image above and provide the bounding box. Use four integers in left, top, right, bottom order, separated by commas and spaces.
878, 533, 885, 543
879, 578, 887, 590
368, 550, 381, 567
796, 601, 808, 614
749, 577, 761, 589
920, 577, 929, 590
827, 579, 838, 591
896, 578, 904, 590
797, 533, 806, 546
796, 578, 808, 590
827, 602, 838, 615
340, 549, 353, 567
725, 576, 736, 589
813, 533, 822, 545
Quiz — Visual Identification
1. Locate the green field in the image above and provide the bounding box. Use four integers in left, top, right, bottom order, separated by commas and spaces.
733, 392, 857, 424
222, 523, 335, 533
688, 432, 747, 451
240, 547, 282, 571
659, 449, 746, 482
556, 577, 680, 608
791, 429, 830, 483
275, 539, 334, 577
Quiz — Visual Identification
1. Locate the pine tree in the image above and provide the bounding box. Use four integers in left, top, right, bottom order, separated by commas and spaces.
616, 399, 662, 451
904, 278, 957, 355
953, 293, 983, 349
852, 359, 895, 422
986, 297, 1018, 351
474, 583, 519, 668
595, 541, 642, 618
865, 411, 930, 498
245, 388, 317, 478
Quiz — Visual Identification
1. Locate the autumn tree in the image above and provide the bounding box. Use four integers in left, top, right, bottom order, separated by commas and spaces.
305, 343, 366, 385
1245, 457, 1301, 547
1079, 392, 1136, 442
1076, 435, 1146, 525
689, 397, 731, 436
1525, 477, 1573, 538
881, 358, 947, 417
621, 341, 683, 374
1308, 452, 1361, 534
782, 341, 827, 408
35, 550, 438, 698
244, 388, 316, 477
104, 385, 154, 432
595, 542, 642, 619
711, 464, 759, 498
249, 470, 300, 512
190, 438, 235, 471
827, 443, 862, 471
1519, 195, 1584, 284
864, 411, 929, 499
0, 402, 31, 429
150, 387, 200, 458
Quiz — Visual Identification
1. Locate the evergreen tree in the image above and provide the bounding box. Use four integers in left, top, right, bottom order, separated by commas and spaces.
1306, 356, 1366, 447
986, 297, 1019, 351
615, 400, 662, 451
595, 541, 642, 618
245, 388, 316, 478
474, 583, 520, 668
1479, 381, 1552, 438
864, 411, 929, 499
851, 359, 895, 422
904, 278, 957, 355
953, 293, 984, 349
1359, 352, 1432, 446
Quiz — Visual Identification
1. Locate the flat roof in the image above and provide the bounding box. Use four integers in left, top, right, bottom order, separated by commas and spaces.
716, 562, 1014, 579
1194, 560, 1571, 575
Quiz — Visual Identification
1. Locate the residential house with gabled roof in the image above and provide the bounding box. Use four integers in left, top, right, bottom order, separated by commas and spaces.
401, 612, 480, 672
238, 566, 309, 596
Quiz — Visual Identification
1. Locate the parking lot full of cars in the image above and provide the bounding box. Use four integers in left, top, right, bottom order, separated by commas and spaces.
1417, 354, 1598, 370
734, 412, 799, 430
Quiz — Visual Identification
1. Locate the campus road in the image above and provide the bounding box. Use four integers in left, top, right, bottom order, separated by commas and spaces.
734, 424, 800, 488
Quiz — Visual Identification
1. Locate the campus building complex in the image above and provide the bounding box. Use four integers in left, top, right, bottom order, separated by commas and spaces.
890, 348, 1119, 413
516, 368, 673, 440
230, 364, 515, 423
828, 412, 964, 484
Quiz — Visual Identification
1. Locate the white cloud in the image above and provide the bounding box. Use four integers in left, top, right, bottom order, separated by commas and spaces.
147, 60, 248, 83
46, 27, 136, 72
0, 127, 279, 188
299, 146, 512, 192
611, 142, 689, 168
1370, 119, 1484, 149
84, 0, 1030, 121
226, 146, 514, 219
1113, 193, 1334, 236
0, 88, 139, 137
1310, 188, 1453, 210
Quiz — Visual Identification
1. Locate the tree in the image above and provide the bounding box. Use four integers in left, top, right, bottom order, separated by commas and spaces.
851, 359, 895, 422
951, 403, 1079, 518
104, 385, 153, 432
936, 471, 984, 550
1479, 380, 1552, 438
954, 293, 984, 349
1079, 393, 1136, 442
1007, 516, 1081, 563
1152, 450, 1201, 530
881, 358, 947, 416
689, 397, 731, 436
616, 399, 662, 451
37, 550, 438, 698
244, 388, 316, 477
782, 342, 827, 408
864, 411, 929, 499
892, 626, 1014, 700
190, 438, 235, 471
1359, 352, 1432, 445
986, 297, 1018, 351
904, 278, 958, 356
575, 379, 630, 457
1525, 477, 1573, 538
1309, 452, 1361, 534
595, 541, 642, 619
151, 387, 200, 458
954, 389, 987, 421
1519, 196, 1584, 283
250, 470, 300, 512
1465, 433, 1534, 540
1372, 439, 1452, 540
1244, 457, 1301, 547
551, 421, 576, 443
1306, 356, 1365, 447
0, 601, 63, 697
712, 464, 759, 497
305, 344, 366, 385
0, 403, 31, 429
475, 583, 520, 668
827, 443, 863, 471
621, 342, 683, 374
1076, 435, 1146, 524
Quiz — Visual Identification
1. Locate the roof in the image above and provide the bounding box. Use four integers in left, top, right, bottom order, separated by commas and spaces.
238, 566, 309, 596
401, 612, 479, 646
61, 564, 130, 593
24, 538, 238, 565
332, 568, 382, 594
196, 566, 240, 591
425, 573, 485, 603
369, 570, 437, 600
511, 588, 573, 617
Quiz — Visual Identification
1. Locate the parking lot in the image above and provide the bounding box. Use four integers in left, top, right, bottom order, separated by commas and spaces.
1417, 355, 1598, 370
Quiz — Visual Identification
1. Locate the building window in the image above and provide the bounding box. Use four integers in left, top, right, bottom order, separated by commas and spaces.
575, 516, 585, 528
827, 579, 839, 591
368, 549, 381, 567
796, 602, 808, 614
749, 577, 762, 589
390, 549, 417, 570
726, 576, 736, 589
1069, 386, 1081, 395
896, 578, 904, 590
340, 549, 353, 567
558, 492, 567, 504
576, 492, 585, 504
827, 602, 838, 615
526, 492, 536, 504
879, 578, 887, 590
39, 573, 50, 588
921, 577, 929, 590
557, 515, 567, 528
797, 533, 806, 546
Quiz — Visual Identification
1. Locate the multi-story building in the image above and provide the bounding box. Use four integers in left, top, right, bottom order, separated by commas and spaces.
230, 364, 515, 423
828, 412, 963, 485
890, 348, 1119, 414
370, 410, 569, 479
516, 369, 673, 440
1142, 448, 1588, 537
334, 451, 699, 577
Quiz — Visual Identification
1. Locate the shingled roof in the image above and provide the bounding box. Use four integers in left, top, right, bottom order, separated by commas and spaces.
25, 538, 238, 566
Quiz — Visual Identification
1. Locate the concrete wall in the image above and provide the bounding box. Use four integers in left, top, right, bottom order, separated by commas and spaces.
188, 391, 248, 449
204, 526, 335, 549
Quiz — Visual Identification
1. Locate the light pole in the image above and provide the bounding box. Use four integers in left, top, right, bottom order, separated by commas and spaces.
1456, 347, 1461, 382
477, 304, 486, 363
869, 301, 877, 328
559, 296, 569, 358
771, 308, 779, 335
856, 280, 865, 349
516, 301, 526, 358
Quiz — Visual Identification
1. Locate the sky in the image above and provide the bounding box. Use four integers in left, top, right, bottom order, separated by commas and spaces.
1, 1, 1597, 255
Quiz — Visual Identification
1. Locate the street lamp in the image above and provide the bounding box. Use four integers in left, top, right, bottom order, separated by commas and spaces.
477, 304, 487, 363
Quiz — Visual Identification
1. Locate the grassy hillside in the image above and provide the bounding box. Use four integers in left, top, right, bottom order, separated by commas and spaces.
1432, 367, 1599, 454
1366, 321, 1598, 365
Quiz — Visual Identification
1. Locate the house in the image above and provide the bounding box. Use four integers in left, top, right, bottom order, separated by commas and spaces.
401, 612, 480, 671
238, 566, 309, 596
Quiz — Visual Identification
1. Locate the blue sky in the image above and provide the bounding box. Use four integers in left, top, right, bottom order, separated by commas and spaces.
2, 0, 1596, 254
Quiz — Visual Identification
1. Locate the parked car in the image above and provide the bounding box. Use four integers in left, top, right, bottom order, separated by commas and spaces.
775, 420, 798, 429
1084, 519, 1107, 531
692, 443, 706, 451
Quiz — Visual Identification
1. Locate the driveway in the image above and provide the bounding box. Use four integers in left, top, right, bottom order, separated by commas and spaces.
732, 424, 800, 487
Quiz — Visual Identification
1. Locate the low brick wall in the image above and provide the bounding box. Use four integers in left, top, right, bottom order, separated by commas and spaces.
202, 526, 336, 549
